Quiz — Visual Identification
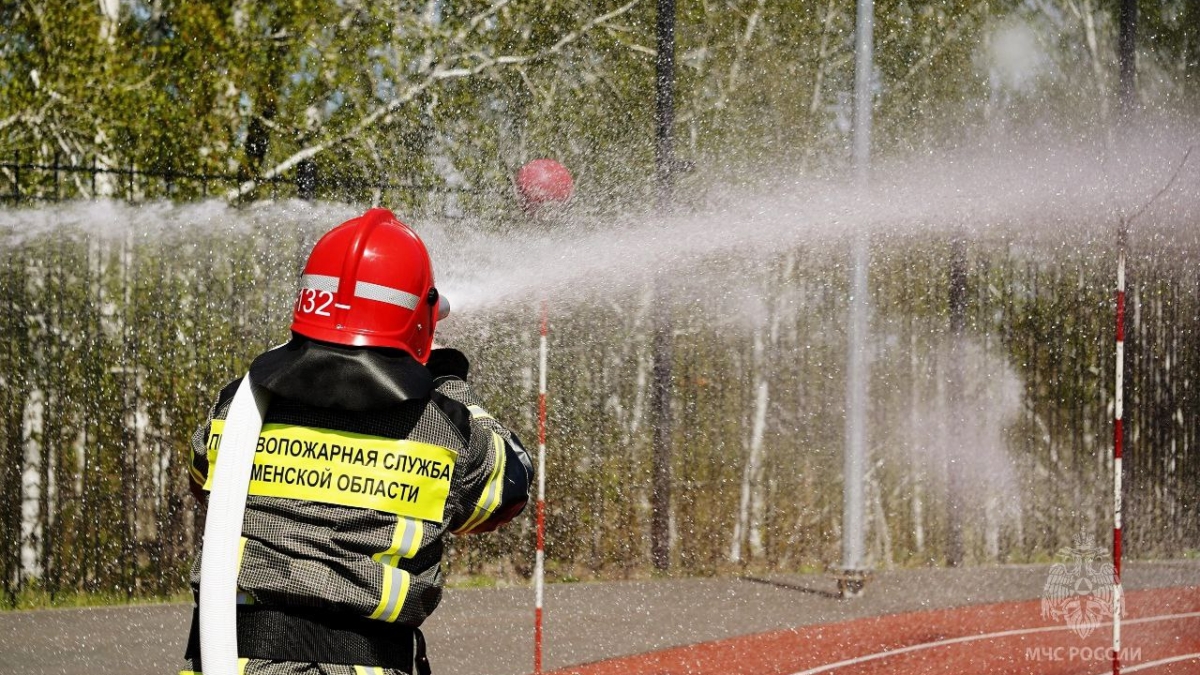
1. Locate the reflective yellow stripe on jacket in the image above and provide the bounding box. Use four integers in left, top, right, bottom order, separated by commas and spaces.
236, 536, 254, 605
374, 518, 423, 567
454, 431, 506, 534
369, 565, 411, 623
178, 658, 247, 675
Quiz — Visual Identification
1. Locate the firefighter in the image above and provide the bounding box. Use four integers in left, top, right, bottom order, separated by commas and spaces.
180, 208, 532, 675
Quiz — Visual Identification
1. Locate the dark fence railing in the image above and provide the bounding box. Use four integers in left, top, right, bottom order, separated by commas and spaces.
0, 155, 467, 208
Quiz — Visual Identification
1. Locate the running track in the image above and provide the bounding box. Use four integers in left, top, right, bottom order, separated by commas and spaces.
548, 587, 1200, 675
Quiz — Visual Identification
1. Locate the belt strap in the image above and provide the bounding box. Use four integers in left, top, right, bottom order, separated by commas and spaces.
186, 606, 430, 674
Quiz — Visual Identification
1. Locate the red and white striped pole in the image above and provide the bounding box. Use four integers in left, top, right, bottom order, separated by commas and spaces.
534, 300, 548, 675
1112, 221, 1128, 675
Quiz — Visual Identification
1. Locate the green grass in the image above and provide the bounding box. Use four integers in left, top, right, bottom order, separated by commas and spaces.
445, 574, 500, 589
1, 587, 193, 612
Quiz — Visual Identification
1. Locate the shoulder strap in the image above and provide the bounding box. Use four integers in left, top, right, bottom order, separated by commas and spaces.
429, 389, 472, 444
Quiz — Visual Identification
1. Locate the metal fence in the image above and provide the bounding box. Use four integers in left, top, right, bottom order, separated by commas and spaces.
0, 155, 471, 212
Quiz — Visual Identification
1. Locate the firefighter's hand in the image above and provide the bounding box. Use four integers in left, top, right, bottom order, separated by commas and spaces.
426, 347, 470, 381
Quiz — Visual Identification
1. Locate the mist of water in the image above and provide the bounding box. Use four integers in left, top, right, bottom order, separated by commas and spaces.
4, 131, 1196, 321
900, 337, 1026, 559
428, 130, 1200, 315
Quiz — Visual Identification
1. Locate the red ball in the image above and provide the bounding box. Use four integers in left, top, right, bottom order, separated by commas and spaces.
515, 159, 574, 208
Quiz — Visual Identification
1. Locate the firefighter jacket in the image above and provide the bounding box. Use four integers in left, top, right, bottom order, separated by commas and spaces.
180, 339, 532, 675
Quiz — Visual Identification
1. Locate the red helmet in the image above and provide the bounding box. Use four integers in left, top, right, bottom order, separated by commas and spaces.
515, 158, 574, 211
291, 208, 448, 362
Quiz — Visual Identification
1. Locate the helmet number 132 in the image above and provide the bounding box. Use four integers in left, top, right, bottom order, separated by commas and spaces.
296, 289, 334, 317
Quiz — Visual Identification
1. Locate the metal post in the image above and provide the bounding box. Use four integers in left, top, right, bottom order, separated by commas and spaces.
655, 0, 676, 205
946, 236, 967, 567
840, 0, 873, 599
534, 301, 548, 674
297, 160, 318, 201
650, 314, 673, 571
1112, 220, 1128, 675
852, 0, 873, 189
1112, 0, 1143, 637
1118, 0, 1137, 122
650, 0, 677, 572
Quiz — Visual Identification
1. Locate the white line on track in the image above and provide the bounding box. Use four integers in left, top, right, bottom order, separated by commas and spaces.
788, 611, 1200, 675
1095, 652, 1200, 674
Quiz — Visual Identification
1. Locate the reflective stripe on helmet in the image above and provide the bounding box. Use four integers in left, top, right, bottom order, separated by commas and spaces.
302, 274, 340, 293
355, 280, 421, 310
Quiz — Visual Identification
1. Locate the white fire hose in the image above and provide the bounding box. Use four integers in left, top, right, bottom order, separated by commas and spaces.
199, 374, 271, 675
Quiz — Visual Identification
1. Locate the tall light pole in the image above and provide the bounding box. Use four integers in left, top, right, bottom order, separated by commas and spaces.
946, 236, 967, 567
1117, 0, 1137, 122
650, 0, 676, 571
840, 0, 873, 599
656, 0, 677, 206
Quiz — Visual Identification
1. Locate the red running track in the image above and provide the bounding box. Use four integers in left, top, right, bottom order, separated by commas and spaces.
547, 586, 1200, 675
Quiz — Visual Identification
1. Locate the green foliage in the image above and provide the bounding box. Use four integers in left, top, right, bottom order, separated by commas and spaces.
4, 0, 1195, 206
